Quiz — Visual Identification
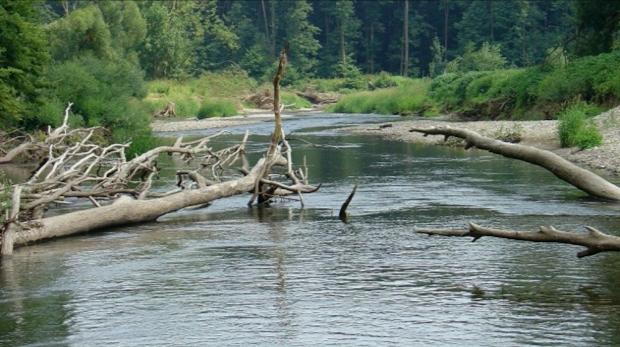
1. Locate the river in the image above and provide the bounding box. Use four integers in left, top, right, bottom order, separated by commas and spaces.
2, 113, 620, 346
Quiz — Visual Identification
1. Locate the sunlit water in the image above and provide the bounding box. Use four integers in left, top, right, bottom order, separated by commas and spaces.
2, 113, 620, 346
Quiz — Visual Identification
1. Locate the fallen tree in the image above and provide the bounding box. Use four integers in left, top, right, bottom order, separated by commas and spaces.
416, 223, 620, 258
410, 125, 620, 201
410, 125, 620, 257
0, 49, 318, 257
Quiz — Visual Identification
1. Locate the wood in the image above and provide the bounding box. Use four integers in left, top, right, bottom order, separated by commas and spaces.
409, 126, 620, 201
153, 102, 177, 118
1, 185, 22, 255
1, 50, 318, 256
339, 184, 357, 223
416, 223, 620, 258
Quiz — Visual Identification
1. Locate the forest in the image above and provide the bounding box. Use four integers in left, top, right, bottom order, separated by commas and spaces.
2, 0, 619, 153
2, 1, 620, 345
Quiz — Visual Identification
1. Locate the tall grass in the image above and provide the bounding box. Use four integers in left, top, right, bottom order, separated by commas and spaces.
146, 69, 257, 118
557, 102, 603, 149
331, 49, 620, 120
330, 79, 435, 115
197, 99, 238, 119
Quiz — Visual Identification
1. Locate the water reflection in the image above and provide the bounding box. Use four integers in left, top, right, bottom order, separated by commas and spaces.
2, 114, 620, 346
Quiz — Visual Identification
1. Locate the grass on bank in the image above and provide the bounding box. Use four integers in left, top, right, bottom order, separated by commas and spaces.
330, 79, 436, 115
197, 99, 238, 119
557, 102, 603, 149
331, 49, 620, 120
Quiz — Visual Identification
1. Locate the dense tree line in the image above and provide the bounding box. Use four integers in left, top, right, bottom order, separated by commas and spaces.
1, 0, 619, 134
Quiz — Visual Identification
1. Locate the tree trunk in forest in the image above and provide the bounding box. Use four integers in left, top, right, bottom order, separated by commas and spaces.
261, 0, 271, 53
444, 0, 449, 57
369, 23, 375, 73
409, 126, 620, 201
489, 0, 494, 41
403, 0, 409, 76
270, 1, 277, 57
340, 21, 346, 64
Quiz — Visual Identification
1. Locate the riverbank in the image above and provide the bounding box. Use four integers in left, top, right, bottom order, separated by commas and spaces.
345, 106, 620, 177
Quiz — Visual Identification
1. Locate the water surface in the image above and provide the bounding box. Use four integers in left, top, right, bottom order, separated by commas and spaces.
2, 113, 620, 346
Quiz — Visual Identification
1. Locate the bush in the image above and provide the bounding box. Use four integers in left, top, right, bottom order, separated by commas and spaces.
331, 79, 433, 115
281, 92, 312, 109
558, 102, 603, 149
445, 42, 507, 73
197, 99, 237, 119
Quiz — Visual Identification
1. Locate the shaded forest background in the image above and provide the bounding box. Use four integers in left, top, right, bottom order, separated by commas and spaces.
1, 0, 619, 154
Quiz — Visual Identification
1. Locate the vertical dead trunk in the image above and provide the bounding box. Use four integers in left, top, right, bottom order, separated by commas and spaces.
402, 0, 409, 76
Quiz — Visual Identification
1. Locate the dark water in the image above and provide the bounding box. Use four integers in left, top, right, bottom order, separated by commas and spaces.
2, 114, 620, 346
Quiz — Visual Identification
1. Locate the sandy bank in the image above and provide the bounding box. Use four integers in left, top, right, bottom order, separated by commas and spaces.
345, 107, 620, 177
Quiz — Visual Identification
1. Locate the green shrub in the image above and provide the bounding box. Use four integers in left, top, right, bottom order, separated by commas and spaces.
197, 99, 237, 119
369, 71, 398, 90
331, 79, 433, 115
281, 92, 312, 109
558, 102, 603, 149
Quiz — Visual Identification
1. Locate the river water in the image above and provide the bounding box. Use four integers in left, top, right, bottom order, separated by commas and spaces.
2, 114, 620, 346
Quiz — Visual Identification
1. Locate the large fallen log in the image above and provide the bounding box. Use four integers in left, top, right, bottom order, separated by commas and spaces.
0, 48, 318, 256
416, 223, 620, 258
410, 126, 620, 201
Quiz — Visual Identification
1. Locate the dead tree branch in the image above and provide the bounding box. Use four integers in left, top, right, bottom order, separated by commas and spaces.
0, 49, 318, 256
410, 126, 620, 201
416, 223, 620, 258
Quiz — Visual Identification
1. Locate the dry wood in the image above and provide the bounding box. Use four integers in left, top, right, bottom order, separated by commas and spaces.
0, 49, 319, 256
153, 102, 177, 118
409, 125, 620, 201
416, 223, 620, 258
339, 184, 357, 223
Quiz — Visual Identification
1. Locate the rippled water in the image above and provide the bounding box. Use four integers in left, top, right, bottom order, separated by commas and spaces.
2, 114, 620, 346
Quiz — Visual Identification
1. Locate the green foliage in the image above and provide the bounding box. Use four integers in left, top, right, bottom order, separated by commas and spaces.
574, 0, 620, 56
558, 102, 603, 149
428, 36, 447, 78
47, 5, 114, 61
445, 42, 507, 73
0, 0, 49, 127
369, 72, 398, 89
145, 69, 256, 118
281, 92, 312, 109
331, 79, 433, 115
284, 0, 320, 76
196, 99, 237, 119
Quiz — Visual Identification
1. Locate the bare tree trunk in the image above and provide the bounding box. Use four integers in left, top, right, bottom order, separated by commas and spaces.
12, 160, 270, 248
409, 126, 620, 201
2, 51, 318, 256
403, 0, 409, 76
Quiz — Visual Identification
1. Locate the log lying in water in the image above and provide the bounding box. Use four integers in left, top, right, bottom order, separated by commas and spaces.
416, 223, 620, 258
1, 48, 318, 256
409, 125, 620, 201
